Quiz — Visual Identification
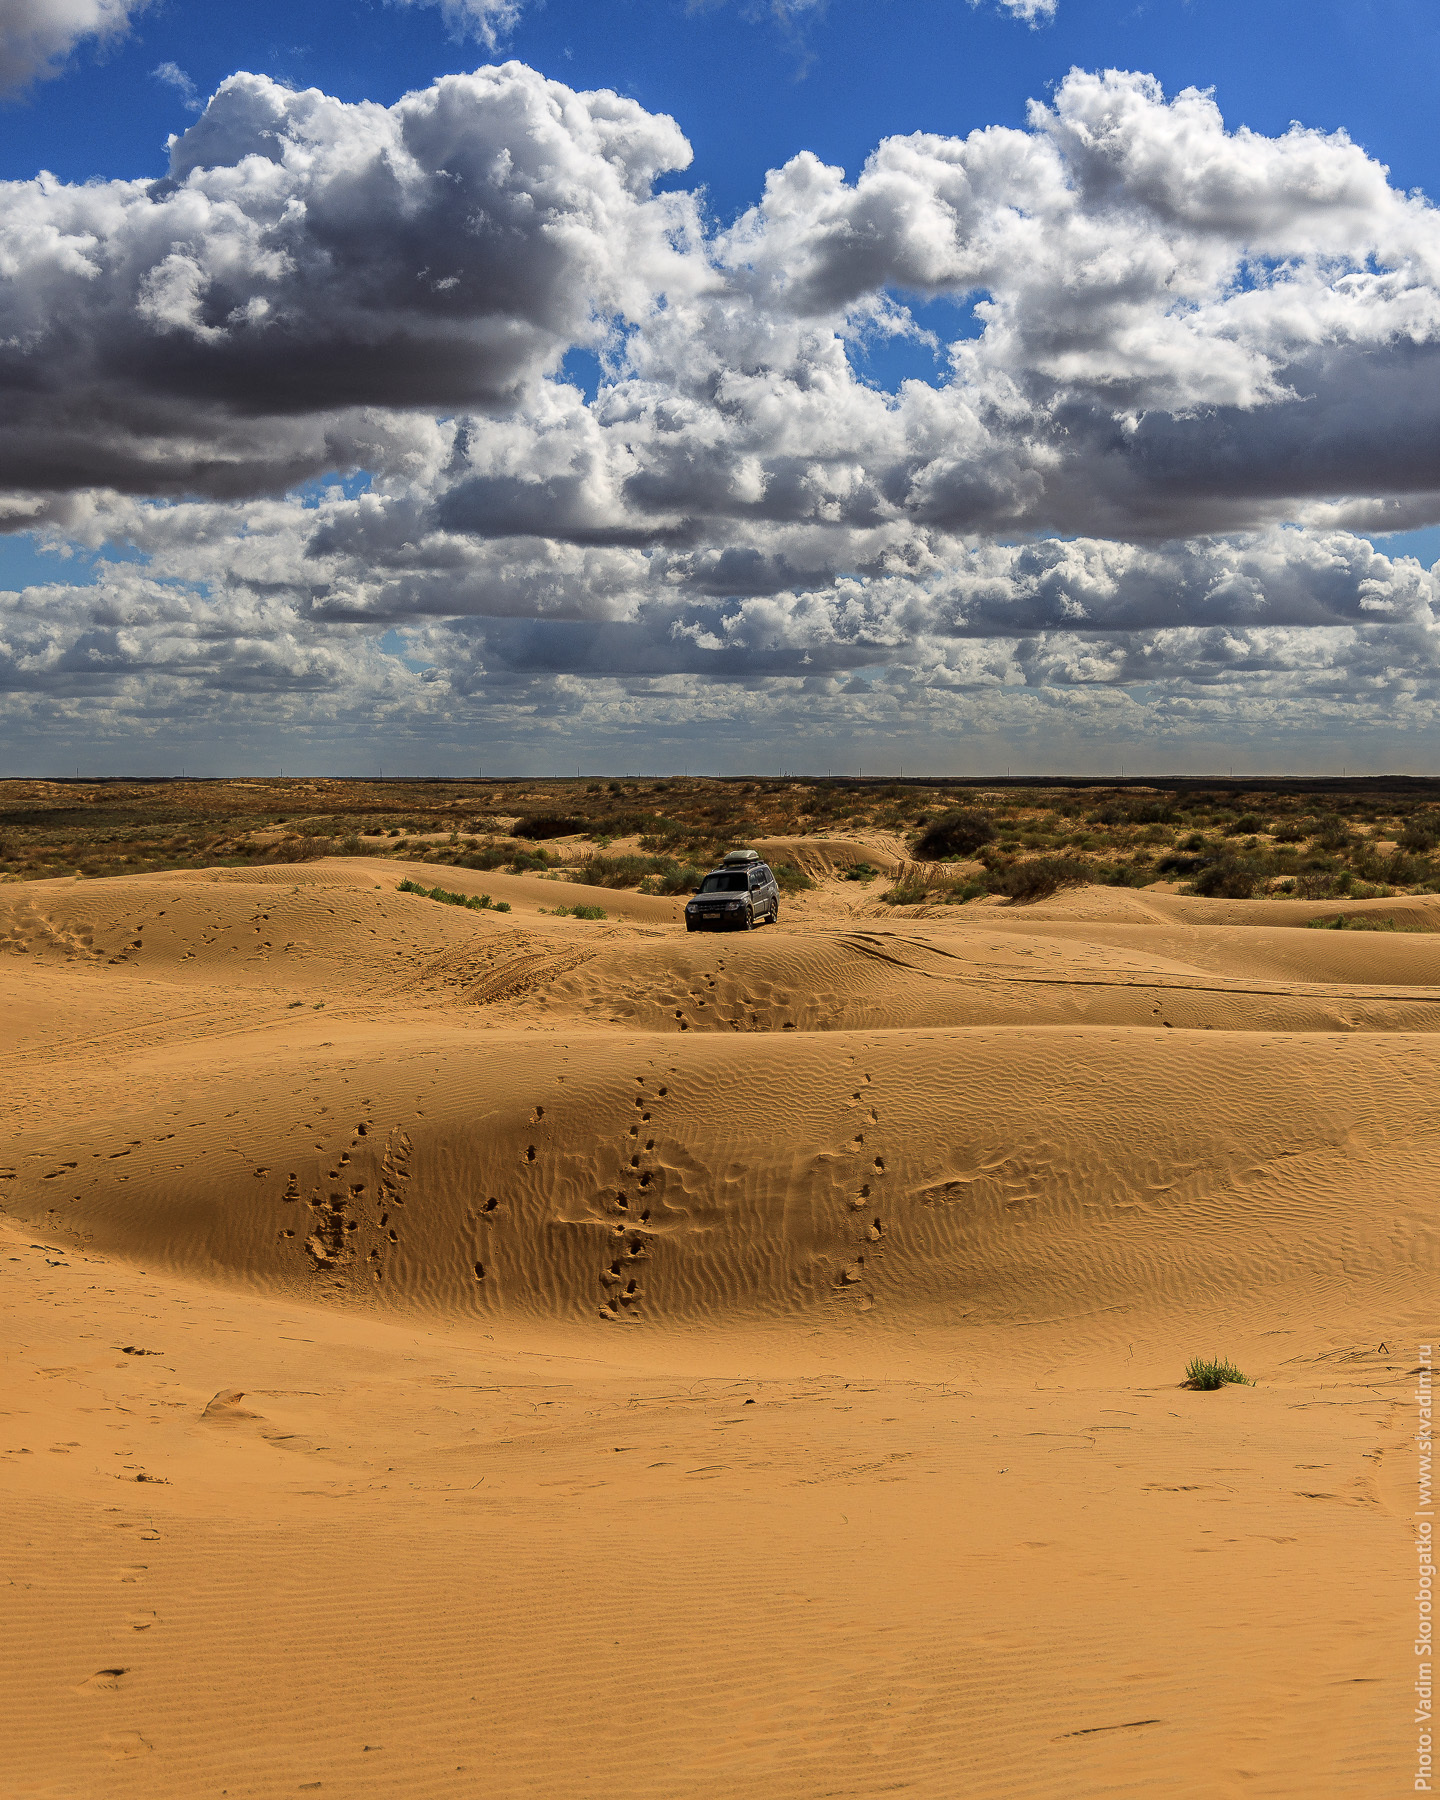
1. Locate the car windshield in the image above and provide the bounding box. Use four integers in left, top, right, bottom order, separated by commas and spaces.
698, 872, 747, 893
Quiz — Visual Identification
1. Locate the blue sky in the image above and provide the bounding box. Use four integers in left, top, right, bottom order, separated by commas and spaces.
2, 1, 1437, 209
4, 0, 1440, 773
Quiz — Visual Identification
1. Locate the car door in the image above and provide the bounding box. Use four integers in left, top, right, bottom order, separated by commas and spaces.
748, 865, 768, 921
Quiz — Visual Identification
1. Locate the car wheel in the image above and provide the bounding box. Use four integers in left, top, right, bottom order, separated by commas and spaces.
686, 921, 698, 932
770, 898, 780, 924
744, 905, 755, 930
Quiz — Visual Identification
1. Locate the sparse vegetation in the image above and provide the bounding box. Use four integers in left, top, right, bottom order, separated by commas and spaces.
913, 808, 996, 860
546, 903, 607, 920
4, 776, 1440, 903
1184, 1356, 1252, 1390
770, 862, 815, 893
1305, 913, 1424, 931
398, 879, 510, 914
576, 853, 703, 894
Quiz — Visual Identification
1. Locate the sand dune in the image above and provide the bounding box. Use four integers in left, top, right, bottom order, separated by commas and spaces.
0, 860, 1425, 1797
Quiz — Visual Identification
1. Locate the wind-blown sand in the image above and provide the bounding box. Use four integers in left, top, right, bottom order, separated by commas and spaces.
1, 857, 1430, 1797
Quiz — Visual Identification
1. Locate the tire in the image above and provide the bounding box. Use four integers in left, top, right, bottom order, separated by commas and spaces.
686, 920, 698, 932
744, 905, 755, 930
770, 898, 780, 925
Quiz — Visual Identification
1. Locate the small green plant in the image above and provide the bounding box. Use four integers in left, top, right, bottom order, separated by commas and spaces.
880, 879, 929, 906
546, 903, 607, 920
769, 862, 815, 894
1306, 912, 1420, 932
1184, 1356, 1251, 1390
842, 862, 878, 881
398, 878, 510, 914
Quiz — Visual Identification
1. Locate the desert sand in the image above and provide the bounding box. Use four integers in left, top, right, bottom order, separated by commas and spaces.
1, 850, 1432, 1797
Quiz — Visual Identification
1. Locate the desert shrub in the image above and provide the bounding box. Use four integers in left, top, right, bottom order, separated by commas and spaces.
455, 844, 511, 871
397, 879, 510, 914
879, 879, 928, 906
1089, 799, 1176, 826
1305, 913, 1423, 932
990, 855, 1092, 903
1400, 814, 1440, 853
548, 903, 607, 920
770, 862, 815, 893
513, 814, 585, 840
913, 808, 995, 860
1225, 813, 1267, 835
586, 809, 655, 839
267, 835, 330, 862
637, 816, 696, 851
338, 835, 366, 856
842, 863, 879, 881
1184, 1357, 1250, 1390
1188, 853, 1268, 899
881, 873, 987, 906
643, 863, 706, 896
576, 853, 700, 893
1313, 815, 1354, 851
508, 847, 557, 873
1380, 850, 1433, 886
1296, 869, 1352, 899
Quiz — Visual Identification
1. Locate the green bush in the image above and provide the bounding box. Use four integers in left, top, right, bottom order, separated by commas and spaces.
548, 903, 607, 920
1188, 853, 1268, 899
1184, 1356, 1251, 1390
879, 880, 929, 906
990, 855, 1092, 903
913, 808, 995, 860
1400, 814, 1440, 854
770, 862, 815, 894
453, 844, 510, 871
398, 879, 510, 914
1313, 816, 1354, 852
578, 853, 701, 893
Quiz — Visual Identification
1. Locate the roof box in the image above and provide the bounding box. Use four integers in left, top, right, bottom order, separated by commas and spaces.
722, 849, 761, 866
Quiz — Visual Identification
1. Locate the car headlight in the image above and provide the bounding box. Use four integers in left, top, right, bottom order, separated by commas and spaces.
685, 902, 698, 911
726, 899, 743, 909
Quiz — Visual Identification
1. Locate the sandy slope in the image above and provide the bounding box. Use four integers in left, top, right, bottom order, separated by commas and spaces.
0, 860, 1430, 1798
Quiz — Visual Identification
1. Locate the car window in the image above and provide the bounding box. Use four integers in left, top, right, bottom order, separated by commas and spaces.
699, 872, 747, 893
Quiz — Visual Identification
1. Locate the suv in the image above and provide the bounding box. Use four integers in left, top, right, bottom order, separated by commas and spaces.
684, 850, 781, 932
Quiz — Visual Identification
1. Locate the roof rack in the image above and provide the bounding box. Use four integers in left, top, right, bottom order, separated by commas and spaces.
721, 848, 761, 866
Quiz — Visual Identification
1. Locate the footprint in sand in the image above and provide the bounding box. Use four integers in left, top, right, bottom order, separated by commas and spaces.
76, 1668, 128, 1693
103, 1731, 152, 1760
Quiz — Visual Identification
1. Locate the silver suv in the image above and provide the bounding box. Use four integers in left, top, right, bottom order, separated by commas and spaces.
685, 850, 781, 932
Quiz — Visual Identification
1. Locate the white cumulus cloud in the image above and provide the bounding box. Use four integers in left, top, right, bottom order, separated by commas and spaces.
0, 0, 148, 92
5, 62, 1440, 759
